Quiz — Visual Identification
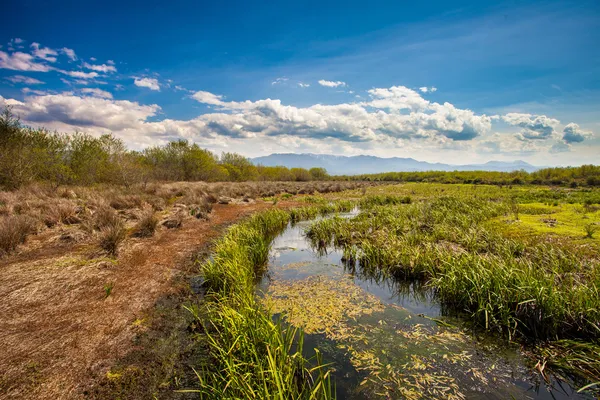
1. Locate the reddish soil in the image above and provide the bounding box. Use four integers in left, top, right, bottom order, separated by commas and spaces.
0, 201, 276, 399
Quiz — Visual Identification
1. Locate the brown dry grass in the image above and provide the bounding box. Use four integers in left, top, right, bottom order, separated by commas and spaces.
0, 200, 284, 399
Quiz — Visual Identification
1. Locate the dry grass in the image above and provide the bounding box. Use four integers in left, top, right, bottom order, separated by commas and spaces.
0, 181, 375, 256
132, 208, 158, 238
98, 220, 127, 256
0, 215, 37, 255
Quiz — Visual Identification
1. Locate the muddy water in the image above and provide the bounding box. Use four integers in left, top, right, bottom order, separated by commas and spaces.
257, 213, 593, 400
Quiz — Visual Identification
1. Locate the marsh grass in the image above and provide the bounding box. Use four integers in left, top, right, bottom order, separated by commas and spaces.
584, 223, 597, 238
192, 206, 349, 398
306, 189, 600, 385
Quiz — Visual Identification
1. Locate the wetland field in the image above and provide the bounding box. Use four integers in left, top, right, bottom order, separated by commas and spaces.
192, 183, 600, 399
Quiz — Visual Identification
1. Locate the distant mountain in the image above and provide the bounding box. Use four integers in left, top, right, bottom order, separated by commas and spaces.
252, 153, 540, 175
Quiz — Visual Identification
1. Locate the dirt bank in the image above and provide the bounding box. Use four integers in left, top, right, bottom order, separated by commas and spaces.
0, 201, 278, 399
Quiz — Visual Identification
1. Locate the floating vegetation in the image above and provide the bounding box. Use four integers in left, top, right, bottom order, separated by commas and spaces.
261, 267, 528, 399
263, 273, 385, 335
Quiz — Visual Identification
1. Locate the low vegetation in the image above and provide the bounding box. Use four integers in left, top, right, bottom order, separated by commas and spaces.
344, 165, 600, 187
0, 180, 371, 257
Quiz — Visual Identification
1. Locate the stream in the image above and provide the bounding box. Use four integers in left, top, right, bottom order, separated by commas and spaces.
257, 211, 593, 399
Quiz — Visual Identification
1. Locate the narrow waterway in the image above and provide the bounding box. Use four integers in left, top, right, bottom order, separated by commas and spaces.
257, 212, 592, 399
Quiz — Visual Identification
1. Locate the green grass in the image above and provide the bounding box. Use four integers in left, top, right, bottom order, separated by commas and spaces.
190, 207, 344, 399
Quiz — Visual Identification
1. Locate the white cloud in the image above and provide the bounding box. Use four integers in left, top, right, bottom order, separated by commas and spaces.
503, 113, 560, 140
562, 123, 593, 143
189, 86, 492, 142
0, 51, 52, 71
134, 77, 160, 91
61, 47, 77, 61
271, 77, 289, 85
12, 38, 24, 44
83, 62, 117, 73
5, 75, 44, 85
0, 93, 160, 134
21, 88, 48, 96
419, 86, 437, 93
318, 80, 346, 88
366, 86, 430, 111
61, 70, 99, 79
192, 91, 225, 105
107, 60, 115, 65
298, 82, 310, 88
80, 88, 113, 99
0, 85, 594, 160
30, 42, 58, 62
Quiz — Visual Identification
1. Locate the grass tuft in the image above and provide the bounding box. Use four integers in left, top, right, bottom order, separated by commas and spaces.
0, 215, 37, 255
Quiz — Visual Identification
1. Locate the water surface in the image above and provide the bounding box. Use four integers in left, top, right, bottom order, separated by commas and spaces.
258, 214, 592, 399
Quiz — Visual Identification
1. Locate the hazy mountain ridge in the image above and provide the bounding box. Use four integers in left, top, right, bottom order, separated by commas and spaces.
252, 153, 540, 175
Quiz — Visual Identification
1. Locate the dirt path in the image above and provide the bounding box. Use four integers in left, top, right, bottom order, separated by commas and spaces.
0, 201, 274, 399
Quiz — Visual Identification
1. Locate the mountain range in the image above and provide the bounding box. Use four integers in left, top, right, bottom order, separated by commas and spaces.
252, 153, 540, 175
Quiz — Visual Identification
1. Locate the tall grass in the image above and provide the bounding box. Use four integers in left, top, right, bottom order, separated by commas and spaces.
191, 206, 344, 399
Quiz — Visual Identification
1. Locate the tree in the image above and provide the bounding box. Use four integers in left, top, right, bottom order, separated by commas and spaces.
221, 152, 258, 181
309, 167, 329, 180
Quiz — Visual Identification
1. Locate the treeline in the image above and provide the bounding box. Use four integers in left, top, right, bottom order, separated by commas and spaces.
340, 166, 600, 187
0, 107, 329, 189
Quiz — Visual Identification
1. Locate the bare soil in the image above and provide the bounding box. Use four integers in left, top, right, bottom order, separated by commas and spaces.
0, 201, 280, 399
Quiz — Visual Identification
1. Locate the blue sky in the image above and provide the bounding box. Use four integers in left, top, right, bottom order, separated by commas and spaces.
1, 0, 599, 165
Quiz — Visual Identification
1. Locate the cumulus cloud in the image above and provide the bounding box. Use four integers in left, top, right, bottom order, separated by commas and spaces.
80, 88, 113, 99
419, 86, 437, 93
562, 123, 592, 143
188, 85, 492, 142
83, 62, 117, 73
502, 113, 560, 140
318, 80, 346, 88
0, 93, 160, 133
366, 86, 430, 111
0, 51, 52, 71
5, 75, 44, 85
0, 85, 593, 158
134, 77, 160, 91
